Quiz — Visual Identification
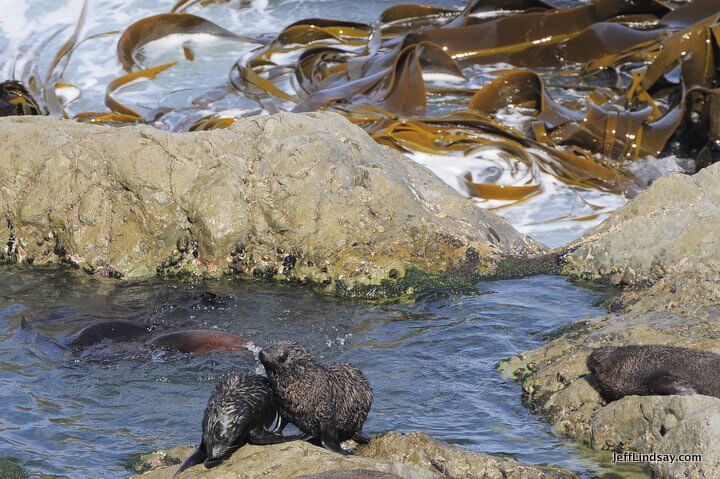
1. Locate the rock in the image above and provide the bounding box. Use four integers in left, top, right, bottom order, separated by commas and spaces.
501, 164, 720, 477
0, 114, 542, 297
591, 395, 720, 478
126, 445, 192, 474
559, 163, 720, 314
130, 433, 578, 479
296, 471, 402, 479
357, 432, 578, 479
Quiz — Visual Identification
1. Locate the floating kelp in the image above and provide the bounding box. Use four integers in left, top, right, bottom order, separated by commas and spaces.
0, 81, 42, 116
224, 0, 719, 200
2, 0, 719, 206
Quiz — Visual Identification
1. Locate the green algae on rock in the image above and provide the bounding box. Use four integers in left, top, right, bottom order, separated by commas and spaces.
0, 456, 29, 479
0, 113, 543, 298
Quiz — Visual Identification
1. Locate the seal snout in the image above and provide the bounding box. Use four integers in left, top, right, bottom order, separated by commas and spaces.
259, 343, 292, 371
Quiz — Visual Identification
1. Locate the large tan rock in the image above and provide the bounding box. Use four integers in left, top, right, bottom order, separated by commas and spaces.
559, 163, 720, 314
130, 433, 578, 479
501, 310, 720, 478
591, 395, 720, 478
357, 432, 577, 479
0, 114, 541, 297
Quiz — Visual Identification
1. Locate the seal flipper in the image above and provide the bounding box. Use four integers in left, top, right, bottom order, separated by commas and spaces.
352, 432, 371, 444
175, 444, 207, 477
645, 373, 696, 396
320, 430, 351, 455
247, 428, 304, 445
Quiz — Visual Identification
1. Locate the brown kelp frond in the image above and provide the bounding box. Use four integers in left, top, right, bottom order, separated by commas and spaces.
220, 0, 719, 200
44, 0, 88, 116
117, 13, 253, 71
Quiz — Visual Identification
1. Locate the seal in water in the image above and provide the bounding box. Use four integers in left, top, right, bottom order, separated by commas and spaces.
64, 320, 147, 349
587, 344, 720, 402
259, 341, 373, 455
176, 372, 300, 475
147, 330, 252, 356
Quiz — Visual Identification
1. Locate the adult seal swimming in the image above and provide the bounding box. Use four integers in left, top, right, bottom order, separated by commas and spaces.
176, 372, 300, 476
587, 344, 720, 402
259, 341, 373, 454
147, 330, 253, 356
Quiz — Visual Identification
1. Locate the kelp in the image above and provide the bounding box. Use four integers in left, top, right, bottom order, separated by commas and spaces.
4, 0, 720, 204
117, 13, 252, 71
0, 81, 42, 116
224, 0, 719, 200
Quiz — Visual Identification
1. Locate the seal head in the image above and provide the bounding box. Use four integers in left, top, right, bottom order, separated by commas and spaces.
176, 372, 298, 476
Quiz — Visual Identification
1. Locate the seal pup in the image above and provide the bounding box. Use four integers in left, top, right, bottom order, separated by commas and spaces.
259, 341, 373, 455
587, 344, 720, 402
176, 372, 300, 476
147, 330, 252, 356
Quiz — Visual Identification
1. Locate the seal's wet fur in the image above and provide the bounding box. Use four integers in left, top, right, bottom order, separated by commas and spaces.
587, 345, 720, 402
176, 372, 296, 476
259, 341, 373, 454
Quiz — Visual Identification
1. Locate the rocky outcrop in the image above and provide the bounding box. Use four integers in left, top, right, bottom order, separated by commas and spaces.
356, 432, 577, 479
559, 163, 720, 314
502, 165, 720, 477
0, 114, 541, 297
130, 433, 577, 479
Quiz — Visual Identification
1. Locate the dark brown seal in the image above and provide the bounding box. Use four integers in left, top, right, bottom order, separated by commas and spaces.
587, 344, 720, 402
176, 372, 300, 476
259, 341, 373, 454
65, 320, 147, 349
147, 330, 252, 356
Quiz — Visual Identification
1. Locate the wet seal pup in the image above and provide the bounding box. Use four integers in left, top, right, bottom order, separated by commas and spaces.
587, 344, 720, 402
176, 372, 300, 476
259, 341, 373, 455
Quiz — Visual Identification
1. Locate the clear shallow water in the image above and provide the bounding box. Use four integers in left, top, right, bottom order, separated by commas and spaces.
0, 268, 647, 479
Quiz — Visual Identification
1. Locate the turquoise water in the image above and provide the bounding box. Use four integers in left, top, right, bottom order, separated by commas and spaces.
0, 268, 622, 478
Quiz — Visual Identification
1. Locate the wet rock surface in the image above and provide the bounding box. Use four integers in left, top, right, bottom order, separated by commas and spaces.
502, 165, 720, 477
0, 114, 542, 297
559, 163, 720, 315
130, 433, 578, 479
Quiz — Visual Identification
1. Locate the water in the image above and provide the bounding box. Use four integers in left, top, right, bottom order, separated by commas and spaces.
0, 268, 629, 478
0, 1, 681, 478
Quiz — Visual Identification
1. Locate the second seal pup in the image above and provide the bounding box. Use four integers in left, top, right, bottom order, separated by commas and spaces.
259, 341, 373, 454
587, 344, 720, 402
176, 372, 299, 476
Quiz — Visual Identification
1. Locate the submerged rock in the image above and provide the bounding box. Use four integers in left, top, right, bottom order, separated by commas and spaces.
0, 114, 542, 297
502, 164, 720, 478
0, 456, 29, 479
131, 433, 577, 479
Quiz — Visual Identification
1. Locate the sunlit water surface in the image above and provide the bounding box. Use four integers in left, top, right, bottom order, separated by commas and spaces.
0, 269, 652, 479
